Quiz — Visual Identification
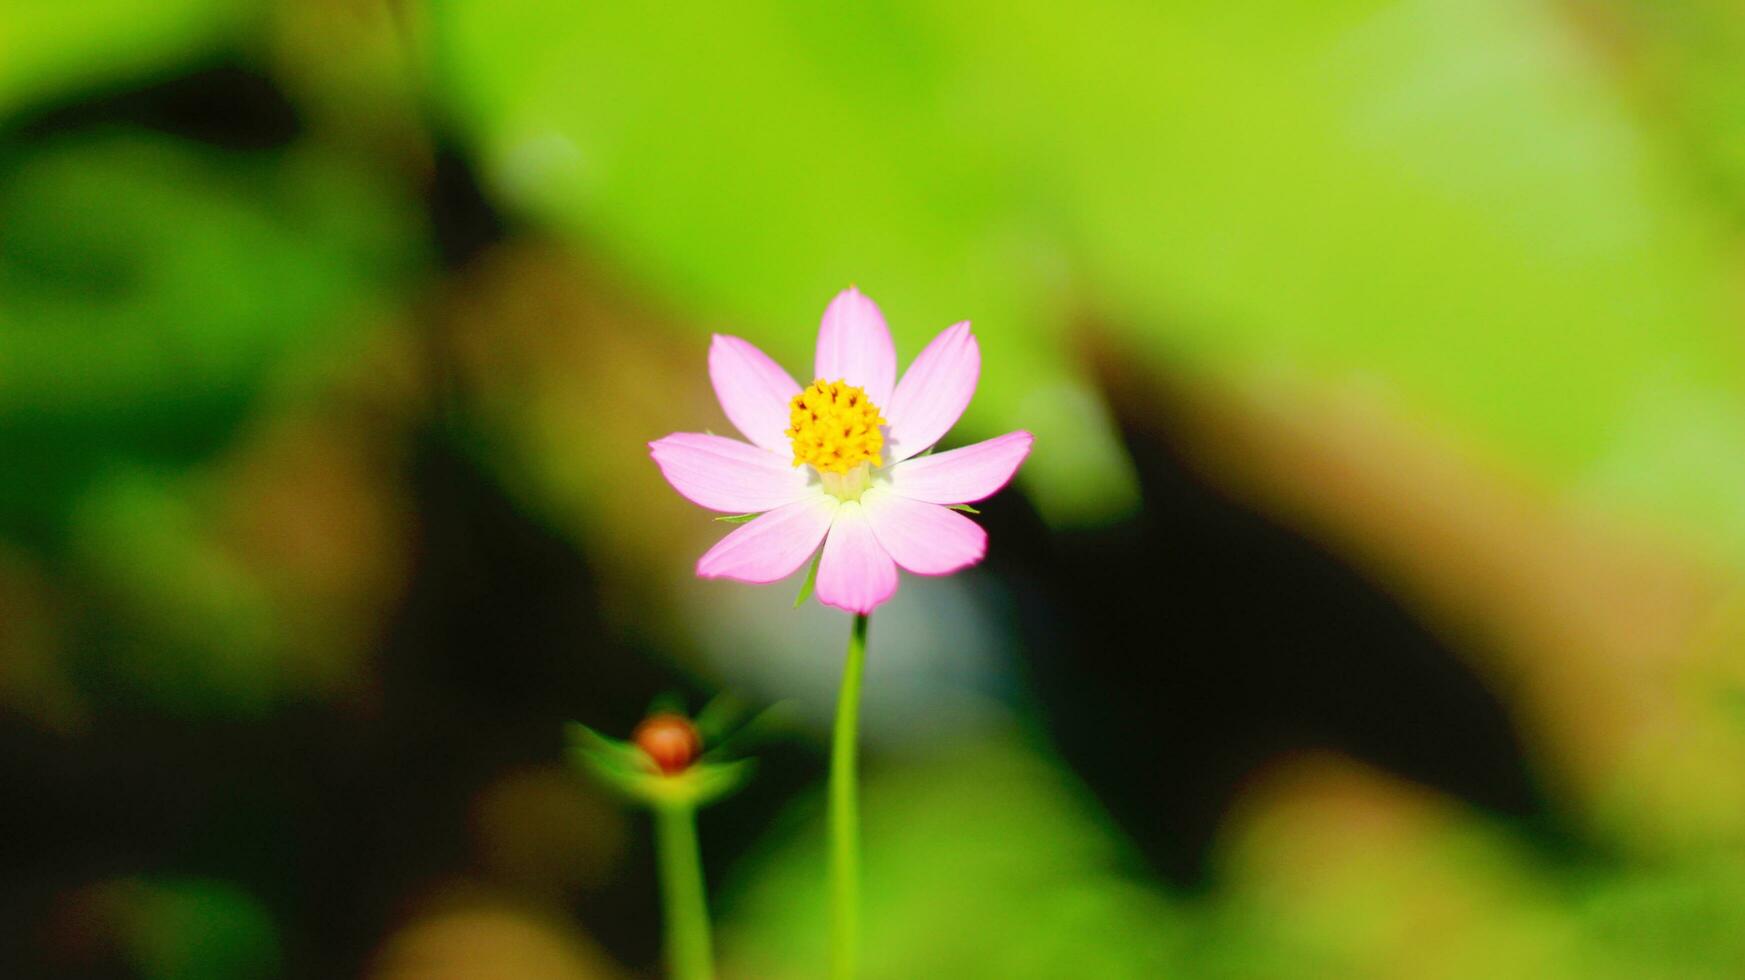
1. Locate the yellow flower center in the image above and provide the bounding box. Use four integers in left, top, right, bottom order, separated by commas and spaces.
786, 379, 886, 475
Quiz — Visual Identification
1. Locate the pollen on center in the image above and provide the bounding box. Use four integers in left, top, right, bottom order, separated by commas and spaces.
786, 379, 886, 473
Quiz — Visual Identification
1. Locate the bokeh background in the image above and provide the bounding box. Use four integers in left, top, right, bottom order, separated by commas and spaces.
4, 1, 1745, 977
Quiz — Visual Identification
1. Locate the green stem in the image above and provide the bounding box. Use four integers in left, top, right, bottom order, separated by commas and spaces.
829, 613, 870, 979
655, 802, 714, 980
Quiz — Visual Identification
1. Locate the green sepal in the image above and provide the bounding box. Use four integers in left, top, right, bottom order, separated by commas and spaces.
714, 513, 761, 524
949, 504, 981, 514
793, 550, 822, 607
699, 699, 799, 762
646, 691, 688, 718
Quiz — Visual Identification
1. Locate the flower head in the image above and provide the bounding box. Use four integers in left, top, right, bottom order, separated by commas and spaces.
569, 707, 751, 810
786, 379, 886, 473
650, 287, 1032, 614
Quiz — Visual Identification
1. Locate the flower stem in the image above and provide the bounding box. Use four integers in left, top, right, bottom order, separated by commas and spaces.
655, 802, 714, 980
829, 613, 869, 979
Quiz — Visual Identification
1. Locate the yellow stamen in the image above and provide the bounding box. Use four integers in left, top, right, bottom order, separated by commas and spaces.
786, 379, 886, 475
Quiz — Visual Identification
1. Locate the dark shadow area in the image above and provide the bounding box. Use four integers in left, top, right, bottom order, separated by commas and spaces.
979, 361, 1578, 888
427, 144, 508, 271
2, 61, 300, 150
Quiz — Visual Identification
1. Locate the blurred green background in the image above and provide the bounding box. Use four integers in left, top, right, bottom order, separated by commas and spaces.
3, 0, 1745, 977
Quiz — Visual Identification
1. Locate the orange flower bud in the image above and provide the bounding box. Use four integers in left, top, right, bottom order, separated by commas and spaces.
632, 713, 702, 775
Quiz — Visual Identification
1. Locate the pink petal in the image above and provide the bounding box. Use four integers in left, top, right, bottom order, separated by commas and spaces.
883, 322, 979, 462
814, 501, 898, 614
885, 431, 1033, 505
710, 334, 802, 455
862, 489, 986, 575
696, 495, 836, 583
814, 288, 896, 406
650, 433, 811, 513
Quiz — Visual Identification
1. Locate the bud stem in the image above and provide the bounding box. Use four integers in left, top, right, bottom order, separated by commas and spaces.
829, 613, 869, 979
655, 802, 714, 980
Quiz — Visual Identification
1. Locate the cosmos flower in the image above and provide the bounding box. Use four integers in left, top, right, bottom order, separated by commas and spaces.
650, 288, 1032, 614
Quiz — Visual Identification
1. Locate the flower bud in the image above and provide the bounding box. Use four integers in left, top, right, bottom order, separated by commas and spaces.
632, 713, 702, 775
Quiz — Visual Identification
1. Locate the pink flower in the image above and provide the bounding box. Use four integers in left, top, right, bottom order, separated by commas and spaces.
650, 288, 1033, 614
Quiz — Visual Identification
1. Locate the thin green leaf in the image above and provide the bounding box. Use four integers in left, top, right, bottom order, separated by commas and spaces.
949, 504, 980, 514
715, 513, 761, 524
693, 692, 747, 743
793, 550, 822, 608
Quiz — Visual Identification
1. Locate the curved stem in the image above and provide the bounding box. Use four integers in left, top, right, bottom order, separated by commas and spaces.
829, 613, 869, 979
655, 802, 714, 980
